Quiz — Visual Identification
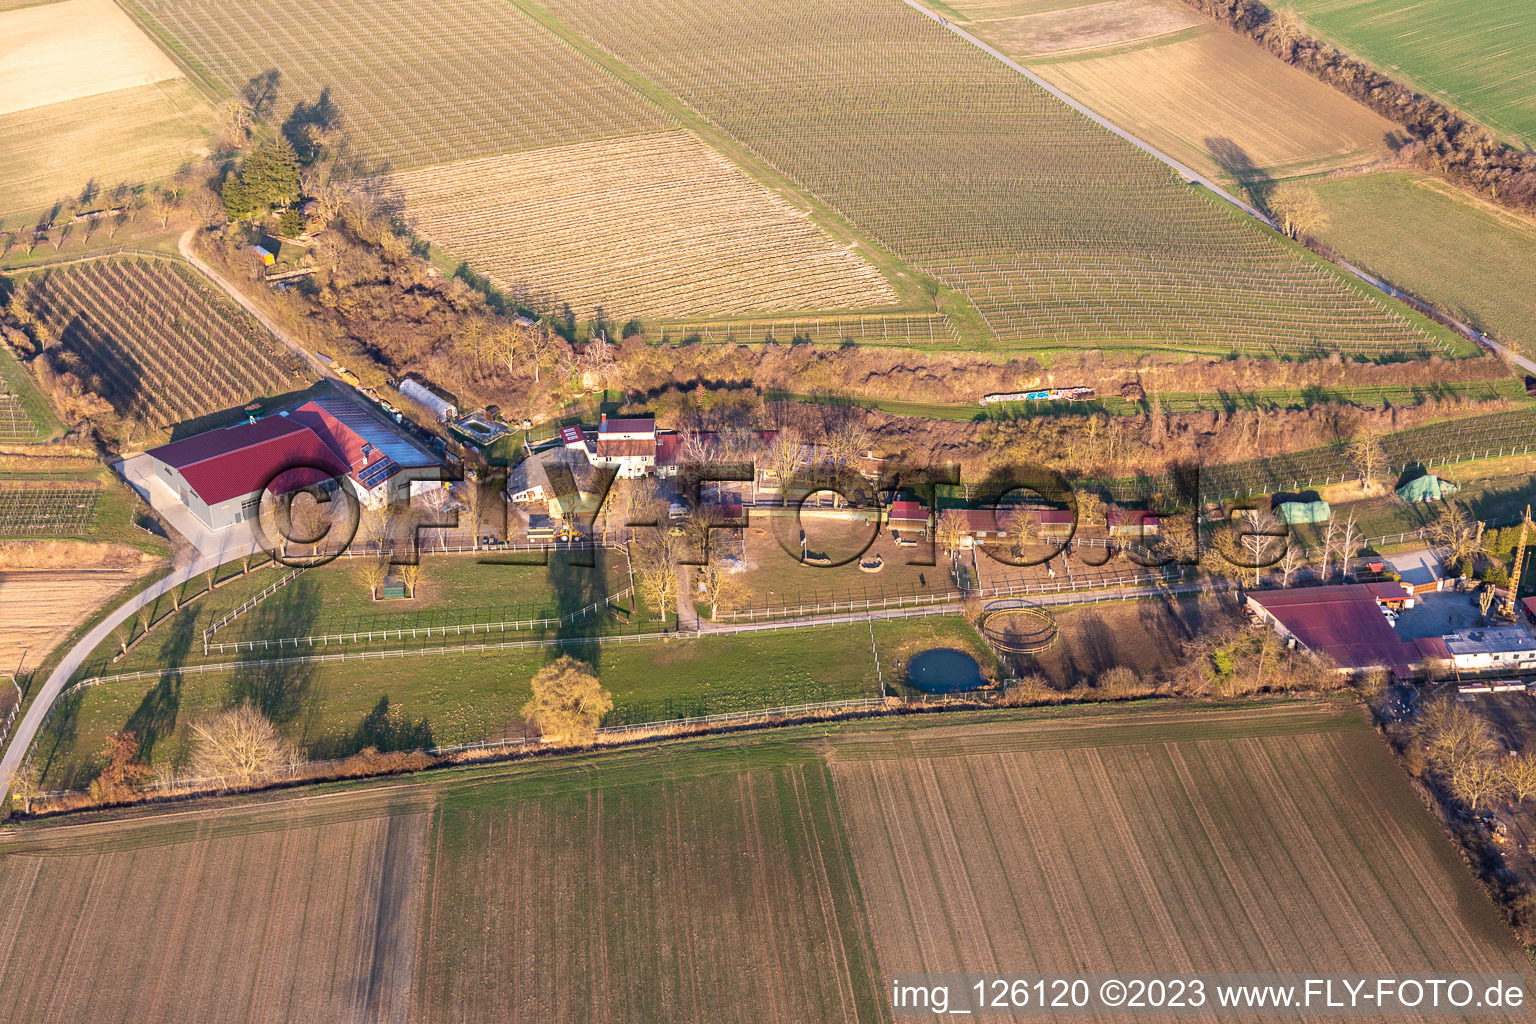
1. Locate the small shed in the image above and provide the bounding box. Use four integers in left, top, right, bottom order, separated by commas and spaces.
400, 378, 457, 422
1396, 474, 1457, 503
252, 244, 276, 266
1275, 500, 1331, 524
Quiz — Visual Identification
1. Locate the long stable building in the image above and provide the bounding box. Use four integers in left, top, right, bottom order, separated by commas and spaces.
1244, 583, 1431, 677
144, 394, 441, 532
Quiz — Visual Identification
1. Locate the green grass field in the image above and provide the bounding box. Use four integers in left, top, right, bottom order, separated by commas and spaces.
0, 345, 61, 443
1312, 172, 1536, 359
38, 603, 987, 789
1278, 0, 1536, 146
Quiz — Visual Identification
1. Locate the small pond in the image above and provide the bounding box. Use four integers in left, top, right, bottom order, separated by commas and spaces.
905, 648, 985, 694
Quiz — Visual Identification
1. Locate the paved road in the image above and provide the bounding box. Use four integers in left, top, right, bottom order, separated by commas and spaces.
178, 228, 337, 380
0, 550, 238, 796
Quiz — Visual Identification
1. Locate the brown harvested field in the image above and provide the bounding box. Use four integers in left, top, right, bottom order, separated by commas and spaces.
2, 703, 1530, 1021
389, 130, 897, 321
0, 796, 429, 1023
944, 0, 1400, 183
0, 0, 179, 116
828, 704, 1530, 1015
0, 567, 152, 668
417, 757, 885, 1022
964, 0, 1201, 55
0, 80, 209, 220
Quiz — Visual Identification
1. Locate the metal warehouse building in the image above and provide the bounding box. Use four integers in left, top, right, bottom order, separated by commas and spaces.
144, 394, 442, 533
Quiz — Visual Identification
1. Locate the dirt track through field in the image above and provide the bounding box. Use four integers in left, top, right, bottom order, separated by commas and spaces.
829, 706, 1530, 1022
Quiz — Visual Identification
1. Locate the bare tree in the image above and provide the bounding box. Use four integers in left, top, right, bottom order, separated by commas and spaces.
1319, 515, 1339, 582
1425, 502, 1483, 572
1267, 183, 1330, 240
1416, 698, 1496, 776
357, 557, 389, 601
1278, 542, 1310, 587
1450, 758, 1511, 811
358, 502, 399, 553
1338, 509, 1361, 578
1345, 430, 1389, 493
190, 703, 303, 788
1075, 491, 1107, 529
1004, 507, 1037, 556
398, 562, 424, 599
1503, 753, 1536, 803
765, 428, 806, 506
7, 760, 41, 815
935, 509, 967, 562
697, 564, 743, 621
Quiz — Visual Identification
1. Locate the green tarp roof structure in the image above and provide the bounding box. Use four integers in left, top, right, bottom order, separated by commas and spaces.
1396, 474, 1457, 503
1275, 500, 1332, 524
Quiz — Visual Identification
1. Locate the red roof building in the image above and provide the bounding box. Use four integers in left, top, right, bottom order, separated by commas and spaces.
1245, 584, 1423, 676
147, 417, 345, 509
144, 396, 440, 532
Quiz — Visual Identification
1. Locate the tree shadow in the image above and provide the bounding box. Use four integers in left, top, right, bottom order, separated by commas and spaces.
282, 88, 342, 164
549, 547, 613, 672
123, 605, 199, 763
226, 575, 320, 725
308, 695, 433, 760
242, 69, 282, 124
1206, 136, 1275, 211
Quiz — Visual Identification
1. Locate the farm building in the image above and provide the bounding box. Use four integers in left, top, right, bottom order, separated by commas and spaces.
589, 414, 656, 478
143, 417, 347, 532
399, 378, 457, 422
1107, 509, 1160, 538
1524, 596, 1536, 627
1025, 508, 1076, 540
888, 500, 931, 538
1441, 627, 1536, 674
507, 449, 606, 520
143, 393, 442, 532
947, 509, 1010, 548
1245, 583, 1423, 676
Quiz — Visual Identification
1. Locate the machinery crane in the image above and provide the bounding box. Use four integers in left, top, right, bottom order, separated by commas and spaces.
1502, 504, 1532, 621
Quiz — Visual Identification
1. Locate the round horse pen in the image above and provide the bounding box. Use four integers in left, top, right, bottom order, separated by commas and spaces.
979, 604, 1059, 657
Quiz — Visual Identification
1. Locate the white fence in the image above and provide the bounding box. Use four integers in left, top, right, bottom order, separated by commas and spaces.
203, 586, 636, 655
716, 565, 1181, 622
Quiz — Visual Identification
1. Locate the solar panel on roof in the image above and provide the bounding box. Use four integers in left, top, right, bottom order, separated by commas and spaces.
359, 457, 398, 489
310, 396, 437, 468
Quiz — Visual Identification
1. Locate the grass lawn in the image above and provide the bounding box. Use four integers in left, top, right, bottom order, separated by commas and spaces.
83, 548, 637, 679
0, 345, 63, 443
1277, 0, 1536, 146
36, 614, 987, 789
1312, 172, 1536, 359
